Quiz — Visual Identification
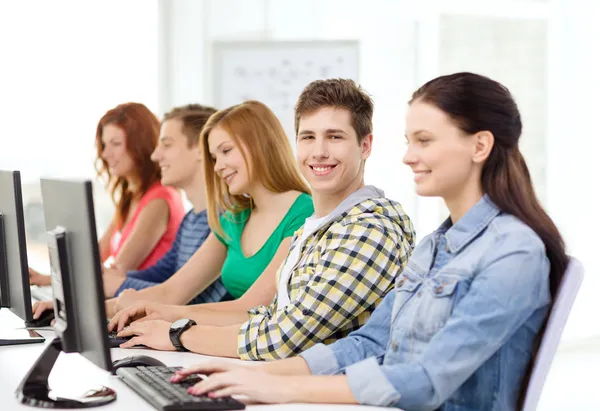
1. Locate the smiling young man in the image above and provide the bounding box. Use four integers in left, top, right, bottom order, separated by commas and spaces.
114, 79, 416, 361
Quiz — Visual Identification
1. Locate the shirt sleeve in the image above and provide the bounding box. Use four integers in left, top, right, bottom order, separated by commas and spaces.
341, 233, 552, 409
237, 218, 408, 360
300, 289, 396, 374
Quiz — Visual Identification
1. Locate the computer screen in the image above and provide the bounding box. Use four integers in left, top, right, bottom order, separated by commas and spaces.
40, 177, 112, 370
16, 178, 117, 408
0, 170, 34, 322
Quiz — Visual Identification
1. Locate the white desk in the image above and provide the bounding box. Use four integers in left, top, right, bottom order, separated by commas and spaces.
0, 310, 398, 411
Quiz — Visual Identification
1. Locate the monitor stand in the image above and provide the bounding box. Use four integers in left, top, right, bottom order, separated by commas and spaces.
15, 337, 116, 408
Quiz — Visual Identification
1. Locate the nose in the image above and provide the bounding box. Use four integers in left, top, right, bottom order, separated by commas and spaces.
403, 143, 417, 166
150, 145, 161, 162
213, 155, 226, 174
311, 136, 329, 159
101, 145, 110, 160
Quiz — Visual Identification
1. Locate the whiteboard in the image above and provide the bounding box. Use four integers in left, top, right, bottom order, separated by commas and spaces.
213, 40, 359, 143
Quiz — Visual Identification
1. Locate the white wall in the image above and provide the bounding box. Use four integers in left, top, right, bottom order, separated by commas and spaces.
158, 0, 599, 341
0, 0, 159, 185
159, 0, 421, 234
546, 0, 600, 340
0, 0, 160, 267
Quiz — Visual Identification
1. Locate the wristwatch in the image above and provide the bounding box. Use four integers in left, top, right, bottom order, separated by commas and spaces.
169, 318, 197, 352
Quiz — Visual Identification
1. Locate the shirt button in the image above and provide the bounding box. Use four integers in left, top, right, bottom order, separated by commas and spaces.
391, 341, 399, 351
397, 278, 405, 287
417, 291, 422, 297
434, 285, 443, 294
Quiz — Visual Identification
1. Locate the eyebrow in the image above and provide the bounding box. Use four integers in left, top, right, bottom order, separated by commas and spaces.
405, 130, 432, 138
298, 128, 348, 136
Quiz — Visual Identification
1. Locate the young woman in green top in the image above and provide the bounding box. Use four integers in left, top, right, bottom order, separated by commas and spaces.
103, 100, 314, 317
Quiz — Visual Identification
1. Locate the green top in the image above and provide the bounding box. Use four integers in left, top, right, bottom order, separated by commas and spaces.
215, 193, 314, 299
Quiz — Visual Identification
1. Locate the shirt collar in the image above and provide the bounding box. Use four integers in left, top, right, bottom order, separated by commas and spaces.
435, 195, 501, 254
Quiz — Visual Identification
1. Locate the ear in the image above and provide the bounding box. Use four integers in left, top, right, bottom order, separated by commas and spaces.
472, 131, 494, 164
193, 144, 204, 162
360, 134, 373, 161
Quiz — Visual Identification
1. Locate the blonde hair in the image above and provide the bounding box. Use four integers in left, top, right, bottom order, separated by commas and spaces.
200, 100, 310, 237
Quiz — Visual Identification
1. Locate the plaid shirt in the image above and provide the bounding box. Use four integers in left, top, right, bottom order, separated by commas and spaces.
238, 197, 415, 360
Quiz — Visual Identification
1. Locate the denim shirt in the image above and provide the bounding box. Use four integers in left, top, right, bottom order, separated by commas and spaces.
300, 195, 551, 411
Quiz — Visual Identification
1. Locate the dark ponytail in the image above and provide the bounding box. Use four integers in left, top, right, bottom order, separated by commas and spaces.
410, 72, 568, 299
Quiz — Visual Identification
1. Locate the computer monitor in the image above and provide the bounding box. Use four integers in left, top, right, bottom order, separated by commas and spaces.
0, 170, 35, 320
16, 178, 116, 408
0, 170, 45, 345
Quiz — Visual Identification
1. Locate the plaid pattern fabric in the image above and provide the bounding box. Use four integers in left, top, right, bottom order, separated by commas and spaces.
238, 197, 415, 360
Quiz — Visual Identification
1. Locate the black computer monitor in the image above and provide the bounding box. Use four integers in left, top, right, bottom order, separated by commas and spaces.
0, 170, 35, 321
16, 178, 116, 408
0, 170, 45, 345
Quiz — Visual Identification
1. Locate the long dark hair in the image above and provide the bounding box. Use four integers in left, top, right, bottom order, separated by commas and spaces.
410, 72, 568, 300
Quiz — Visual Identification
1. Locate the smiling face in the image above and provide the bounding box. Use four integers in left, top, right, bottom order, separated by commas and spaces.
207, 126, 251, 195
100, 123, 136, 179
151, 118, 202, 189
403, 100, 481, 199
296, 106, 371, 199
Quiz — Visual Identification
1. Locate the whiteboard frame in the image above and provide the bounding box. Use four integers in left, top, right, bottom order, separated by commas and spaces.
211, 39, 360, 109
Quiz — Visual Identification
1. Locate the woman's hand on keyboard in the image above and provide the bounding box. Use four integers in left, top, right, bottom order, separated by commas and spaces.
186, 368, 296, 404
171, 359, 255, 383
29, 267, 51, 286
32, 300, 54, 320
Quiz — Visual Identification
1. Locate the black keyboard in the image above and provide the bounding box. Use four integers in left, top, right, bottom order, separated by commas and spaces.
108, 331, 132, 348
116, 366, 245, 410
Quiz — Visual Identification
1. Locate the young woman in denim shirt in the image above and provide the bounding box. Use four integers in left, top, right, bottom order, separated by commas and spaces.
171, 72, 569, 411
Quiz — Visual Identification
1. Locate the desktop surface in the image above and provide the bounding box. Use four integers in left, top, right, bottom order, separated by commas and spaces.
0, 310, 400, 411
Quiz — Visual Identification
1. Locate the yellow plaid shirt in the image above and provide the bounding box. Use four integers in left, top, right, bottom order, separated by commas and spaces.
238, 197, 415, 360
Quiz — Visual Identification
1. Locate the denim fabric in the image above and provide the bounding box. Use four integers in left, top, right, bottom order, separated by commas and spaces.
301, 195, 551, 411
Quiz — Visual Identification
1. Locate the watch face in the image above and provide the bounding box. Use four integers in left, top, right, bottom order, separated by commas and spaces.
171, 319, 189, 330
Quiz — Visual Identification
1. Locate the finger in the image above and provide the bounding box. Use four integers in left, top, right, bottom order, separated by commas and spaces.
189, 374, 232, 396
32, 303, 40, 319
117, 324, 141, 337
120, 336, 141, 349
117, 310, 134, 332
172, 363, 229, 382
209, 386, 242, 399
33, 302, 48, 319
107, 315, 118, 332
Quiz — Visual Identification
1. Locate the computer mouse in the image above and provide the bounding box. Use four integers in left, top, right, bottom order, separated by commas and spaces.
111, 355, 166, 374
24, 309, 55, 328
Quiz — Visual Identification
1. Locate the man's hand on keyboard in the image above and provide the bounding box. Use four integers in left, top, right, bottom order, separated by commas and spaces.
116, 319, 176, 351
108, 300, 184, 332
